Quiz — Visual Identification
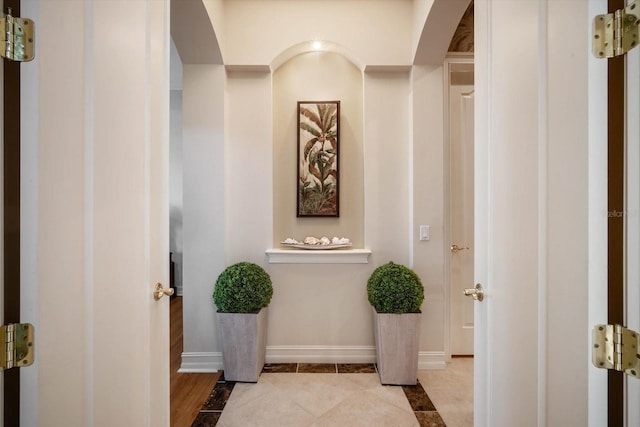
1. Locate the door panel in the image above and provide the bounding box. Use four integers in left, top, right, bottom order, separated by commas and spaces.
18, 1, 171, 424
449, 67, 475, 356
475, 1, 597, 425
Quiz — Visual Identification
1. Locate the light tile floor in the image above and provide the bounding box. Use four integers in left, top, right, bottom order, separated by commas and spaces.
192, 361, 471, 426
417, 357, 474, 427
217, 373, 420, 427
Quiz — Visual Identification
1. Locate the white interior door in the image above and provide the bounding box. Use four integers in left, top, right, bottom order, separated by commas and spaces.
474, 1, 601, 426
18, 1, 170, 425
448, 62, 475, 356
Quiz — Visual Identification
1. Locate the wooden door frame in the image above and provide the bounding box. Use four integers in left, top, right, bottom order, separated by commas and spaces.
3, 0, 21, 424
607, 1, 625, 425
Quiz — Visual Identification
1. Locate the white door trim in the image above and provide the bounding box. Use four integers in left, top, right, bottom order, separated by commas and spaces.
19, 1, 39, 424
587, 1, 609, 426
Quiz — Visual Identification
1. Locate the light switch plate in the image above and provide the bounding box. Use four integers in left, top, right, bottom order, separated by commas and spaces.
419, 225, 430, 241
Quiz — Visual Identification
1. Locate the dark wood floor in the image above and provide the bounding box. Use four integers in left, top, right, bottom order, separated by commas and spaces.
171, 296, 221, 427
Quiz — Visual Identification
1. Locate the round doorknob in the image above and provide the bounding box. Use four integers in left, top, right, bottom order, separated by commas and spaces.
463, 283, 484, 301
153, 282, 174, 301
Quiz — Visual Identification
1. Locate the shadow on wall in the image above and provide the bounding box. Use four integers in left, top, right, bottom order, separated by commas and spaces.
170, 205, 183, 295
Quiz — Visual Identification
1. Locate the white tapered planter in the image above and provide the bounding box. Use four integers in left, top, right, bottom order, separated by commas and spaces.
217, 307, 268, 382
373, 308, 421, 385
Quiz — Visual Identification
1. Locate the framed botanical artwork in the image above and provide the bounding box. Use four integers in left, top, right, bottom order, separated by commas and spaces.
297, 101, 340, 217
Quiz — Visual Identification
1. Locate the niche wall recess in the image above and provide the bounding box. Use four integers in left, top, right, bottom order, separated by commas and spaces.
272, 51, 364, 248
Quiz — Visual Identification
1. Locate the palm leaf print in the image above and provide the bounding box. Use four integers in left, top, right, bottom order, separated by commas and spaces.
298, 102, 340, 216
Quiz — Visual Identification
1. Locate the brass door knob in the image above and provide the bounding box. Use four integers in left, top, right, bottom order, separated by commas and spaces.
451, 244, 469, 253
463, 284, 484, 302
153, 283, 174, 301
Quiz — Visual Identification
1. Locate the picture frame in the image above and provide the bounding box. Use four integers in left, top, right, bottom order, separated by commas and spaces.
297, 101, 340, 217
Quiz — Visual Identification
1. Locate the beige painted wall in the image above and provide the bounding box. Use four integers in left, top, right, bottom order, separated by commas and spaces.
225, 69, 274, 264
181, 50, 444, 368
218, 0, 414, 66
411, 65, 446, 352
182, 65, 226, 359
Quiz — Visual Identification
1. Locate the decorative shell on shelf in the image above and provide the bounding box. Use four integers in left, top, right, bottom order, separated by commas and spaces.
283, 236, 351, 246
303, 236, 321, 245
332, 237, 350, 244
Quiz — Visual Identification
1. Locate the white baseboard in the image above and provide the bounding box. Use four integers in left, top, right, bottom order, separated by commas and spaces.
179, 348, 447, 372
178, 351, 222, 373
265, 346, 377, 363
418, 351, 447, 370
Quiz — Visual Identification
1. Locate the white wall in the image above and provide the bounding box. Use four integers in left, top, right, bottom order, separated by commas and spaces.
224, 69, 273, 264
220, 0, 414, 67
363, 71, 412, 266
182, 65, 226, 369
411, 65, 446, 353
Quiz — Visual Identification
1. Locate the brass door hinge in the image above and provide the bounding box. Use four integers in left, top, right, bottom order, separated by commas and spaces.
0, 323, 35, 371
592, 324, 639, 379
0, 7, 35, 62
593, 0, 640, 58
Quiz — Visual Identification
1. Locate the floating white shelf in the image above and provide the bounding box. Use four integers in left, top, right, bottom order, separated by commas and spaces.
265, 248, 372, 264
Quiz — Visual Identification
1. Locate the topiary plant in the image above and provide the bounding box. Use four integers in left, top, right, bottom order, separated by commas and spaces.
213, 262, 273, 313
367, 262, 424, 313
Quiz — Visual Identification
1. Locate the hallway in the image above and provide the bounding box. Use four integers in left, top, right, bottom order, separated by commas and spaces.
170, 297, 473, 427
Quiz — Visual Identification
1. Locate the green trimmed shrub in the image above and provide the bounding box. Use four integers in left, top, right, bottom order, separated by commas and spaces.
213, 262, 273, 313
367, 262, 424, 313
